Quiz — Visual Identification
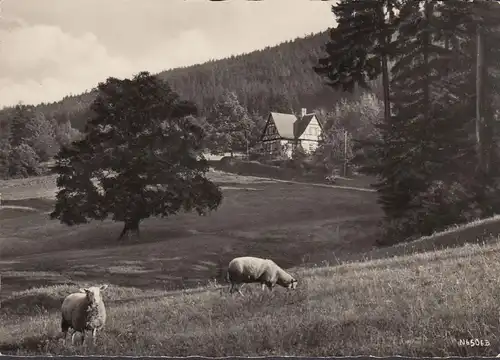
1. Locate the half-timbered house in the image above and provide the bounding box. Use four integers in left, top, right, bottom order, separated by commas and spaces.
260, 108, 324, 158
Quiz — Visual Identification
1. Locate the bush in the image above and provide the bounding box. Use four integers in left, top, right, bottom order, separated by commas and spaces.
378, 180, 484, 246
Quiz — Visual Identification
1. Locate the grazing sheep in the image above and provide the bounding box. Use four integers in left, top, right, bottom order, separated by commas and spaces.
226, 256, 298, 296
60, 284, 108, 346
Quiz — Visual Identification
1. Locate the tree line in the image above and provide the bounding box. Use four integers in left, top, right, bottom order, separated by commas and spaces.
314, 0, 500, 245
0, 105, 82, 179
0, 31, 376, 132
0, 29, 382, 180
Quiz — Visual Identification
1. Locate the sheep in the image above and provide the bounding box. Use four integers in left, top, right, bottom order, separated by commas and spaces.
60, 284, 108, 346
226, 256, 298, 296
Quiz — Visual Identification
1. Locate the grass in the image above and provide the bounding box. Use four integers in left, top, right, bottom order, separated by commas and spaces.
2, 241, 500, 357
2, 170, 500, 356
0, 171, 381, 297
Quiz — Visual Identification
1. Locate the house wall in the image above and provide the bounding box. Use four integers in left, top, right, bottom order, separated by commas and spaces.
298, 117, 322, 153
262, 139, 295, 158
280, 139, 294, 158
263, 139, 281, 155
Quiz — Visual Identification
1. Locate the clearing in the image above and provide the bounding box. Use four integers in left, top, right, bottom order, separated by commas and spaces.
0, 170, 380, 296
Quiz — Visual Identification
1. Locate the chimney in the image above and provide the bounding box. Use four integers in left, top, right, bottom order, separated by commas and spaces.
301, 108, 307, 117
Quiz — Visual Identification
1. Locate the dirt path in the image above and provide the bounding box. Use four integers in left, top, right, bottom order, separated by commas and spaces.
269, 178, 376, 192
0, 170, 375, 203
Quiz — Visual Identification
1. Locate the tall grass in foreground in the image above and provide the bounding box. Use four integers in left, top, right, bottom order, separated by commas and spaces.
1, 241, 500, 357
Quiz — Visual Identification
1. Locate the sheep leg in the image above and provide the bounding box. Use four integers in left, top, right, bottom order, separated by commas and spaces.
233, 283, 244, 297
61, 318, 70, 345
71, 332, 77, 346
92, 329, 98, 346
261, 283, 266, 291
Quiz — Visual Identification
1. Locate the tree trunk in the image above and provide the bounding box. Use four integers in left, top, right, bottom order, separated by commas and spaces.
476, 23, 486, 174
377, 4, 391, 124
423, 0, 432, 124
117, 219, 141, 241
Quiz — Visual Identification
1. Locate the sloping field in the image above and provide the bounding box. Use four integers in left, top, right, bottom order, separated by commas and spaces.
1, 239, 499, 357
4, 171, 499, 356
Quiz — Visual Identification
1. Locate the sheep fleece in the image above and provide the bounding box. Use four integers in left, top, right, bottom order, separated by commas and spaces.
227, 256, 294, 285
61, 292, 106, 332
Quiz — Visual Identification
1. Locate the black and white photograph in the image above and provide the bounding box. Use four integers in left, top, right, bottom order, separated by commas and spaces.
1, 0, 500, 357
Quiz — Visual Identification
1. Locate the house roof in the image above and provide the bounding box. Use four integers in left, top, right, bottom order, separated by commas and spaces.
294, 114, 317, 138
269, 112, 297, 139
266, 112, 323, 140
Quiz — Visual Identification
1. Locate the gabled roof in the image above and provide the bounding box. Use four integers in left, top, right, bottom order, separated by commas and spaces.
294, 114, 318, 138
262, 111, 324, 141
269, 112, 297, 139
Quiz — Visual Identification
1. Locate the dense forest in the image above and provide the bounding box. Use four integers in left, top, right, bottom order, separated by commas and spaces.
313, 0, 500, 245
0, 31, 379, 132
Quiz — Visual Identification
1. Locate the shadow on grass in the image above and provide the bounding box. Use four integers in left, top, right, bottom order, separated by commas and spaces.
0, 334, 63, 354
1, 289, 68, 316
0, 208, 38, 220
1, 198, 55, 212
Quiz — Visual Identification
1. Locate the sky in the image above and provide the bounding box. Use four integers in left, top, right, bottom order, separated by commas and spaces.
0, 0, 337, 109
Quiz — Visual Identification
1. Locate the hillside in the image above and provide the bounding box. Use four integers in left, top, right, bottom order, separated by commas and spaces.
3, 170, 500, 356
3, 211, 500, 356
0, 31, 381, 131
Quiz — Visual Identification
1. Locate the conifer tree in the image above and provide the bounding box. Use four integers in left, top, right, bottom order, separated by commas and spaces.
314, 0, 401, 125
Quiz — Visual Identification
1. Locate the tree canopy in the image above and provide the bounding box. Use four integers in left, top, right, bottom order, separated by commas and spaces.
50, 71, 223, 240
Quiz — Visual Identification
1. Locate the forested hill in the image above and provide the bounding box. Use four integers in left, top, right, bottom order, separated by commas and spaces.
2, 30, 379, 131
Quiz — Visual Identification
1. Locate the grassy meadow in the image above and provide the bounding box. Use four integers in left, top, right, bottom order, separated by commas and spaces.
1, 170, 500, 357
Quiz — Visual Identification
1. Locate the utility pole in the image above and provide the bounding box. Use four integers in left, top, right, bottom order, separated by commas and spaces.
246, 129, 249, 160
343, 129, 348, 177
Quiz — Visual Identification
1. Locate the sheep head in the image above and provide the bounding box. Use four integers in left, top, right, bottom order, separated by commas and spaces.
79, 284, 108, 303
277, 274, 298, 290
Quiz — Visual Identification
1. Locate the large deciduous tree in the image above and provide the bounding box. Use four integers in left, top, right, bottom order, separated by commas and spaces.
50, 71, 223, 240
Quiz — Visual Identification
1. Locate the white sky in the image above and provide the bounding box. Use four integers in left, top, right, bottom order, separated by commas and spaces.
0, 0, 337, 109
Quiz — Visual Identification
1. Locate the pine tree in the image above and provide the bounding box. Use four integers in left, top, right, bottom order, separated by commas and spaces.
314, 0, 401, 125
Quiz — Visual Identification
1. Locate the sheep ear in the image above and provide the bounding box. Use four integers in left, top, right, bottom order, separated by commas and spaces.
100, 284, 108, 291
79, 288, 88, 293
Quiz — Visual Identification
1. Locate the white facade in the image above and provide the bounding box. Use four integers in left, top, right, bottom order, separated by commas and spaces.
297, 117, 322, 154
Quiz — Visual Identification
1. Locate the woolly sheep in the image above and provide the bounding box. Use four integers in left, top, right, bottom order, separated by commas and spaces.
60, 284, 108, 346
226, 256, 298, 296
